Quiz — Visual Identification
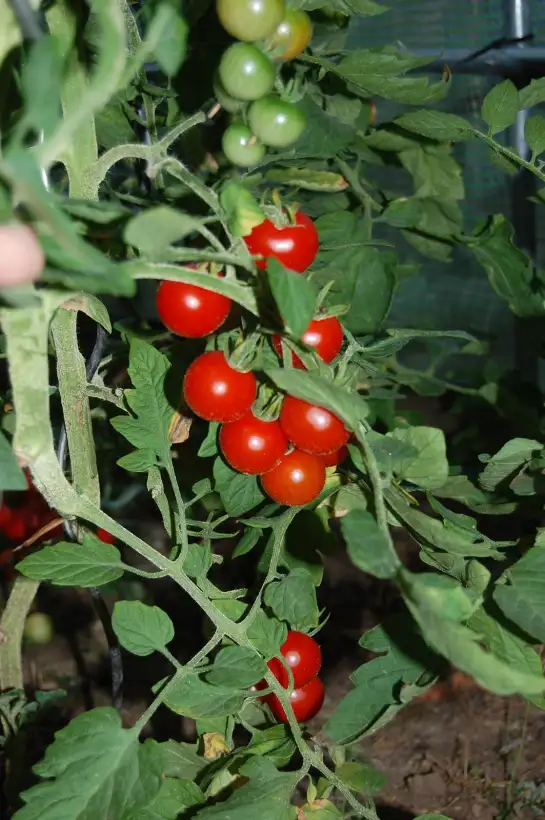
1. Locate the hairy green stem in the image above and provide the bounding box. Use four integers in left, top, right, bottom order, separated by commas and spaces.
0, 578, 40, 690
166, 457, 190, 564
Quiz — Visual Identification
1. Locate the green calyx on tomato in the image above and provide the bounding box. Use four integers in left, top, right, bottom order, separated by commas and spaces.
222, 124, 266, 168
216, 0, 285, 43
269, 9, 313, 62
219, 43, 276, 102
248, 95, 306, 148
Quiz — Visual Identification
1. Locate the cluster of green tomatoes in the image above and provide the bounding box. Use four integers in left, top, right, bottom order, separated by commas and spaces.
214, 0, 312, 167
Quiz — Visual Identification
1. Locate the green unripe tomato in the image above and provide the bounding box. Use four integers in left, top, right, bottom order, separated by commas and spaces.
222, 124, 266, 167
24, 612, 54, 645
213, 77, 245, 113
216, 0, 285, 42
248, 96, 306, 147
219, 43, 276, 102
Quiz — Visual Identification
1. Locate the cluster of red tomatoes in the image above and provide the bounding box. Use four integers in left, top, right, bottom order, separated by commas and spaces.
156, 208, 350, 508
255, 630, 324, 723
214, 0, 312, 167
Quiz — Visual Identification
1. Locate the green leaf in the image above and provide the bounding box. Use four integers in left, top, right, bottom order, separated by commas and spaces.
124, 207, 201, 260
162, 674, 246, 719
112, 601, 174, 657
263, 168, 348, 192
0, 430, 27, 490
206, 646, 266, 688
17, 537, 125, 587
213, 458, 265, 517
290, 97, 355, 158
493, 545, 545, 644
388, 426, 448, 489
111, 339, 172, 462
481, 79, 519, 135
21, 36, 63, 137
247, 610, 287, 660
117, 449, 158, 473
198, 423, 219, 458
335, 761, 387, 794
469, 215, 542, 317
400, 570, 545, 697
183, 541, 212, 580
144, 738, 204, 780
135, 777, 204, 820
381, 196, 462, 239
220, 183, 264, 238
263, 568, 319, 631
361, 328, 476, 359
519, 77, 545, 109
196, 757, 297, 820
479, 438, 543, 491
325, 616, 440, 744
267, 259, 317, 339
148, 4, 188, 76
265, 368, 367, 432
14, 708, 161, 820
341, 510, 400, 579
399, 144, 464, 200
247, 724, 297, 766
525, 115, 545, 157
395, 109, 474, 142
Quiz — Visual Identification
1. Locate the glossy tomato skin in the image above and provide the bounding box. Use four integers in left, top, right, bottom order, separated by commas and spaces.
261, 448, 325, 506
222, 124, 266, 168
244, 211, 319, 273
265, 676, 324, 723
219, 413, 287, 475
0, 507, 28, 543
156, 280, 231, 339
273, 316, 343, 368
97, 528, 116, 545
184, 351, 257, 423
248, 96, 306, 148
217, 0, 285, 42
219, 43, 276, 102
321, 445, 349, 468
268, 630, 322, 689
280, 396, 349, 456
270, 9, 313, 61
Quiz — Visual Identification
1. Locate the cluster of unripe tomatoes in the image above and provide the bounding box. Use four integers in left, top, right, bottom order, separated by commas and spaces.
254, 629, 324, 723
156, 206, 349, 509
214, 0, 312, 166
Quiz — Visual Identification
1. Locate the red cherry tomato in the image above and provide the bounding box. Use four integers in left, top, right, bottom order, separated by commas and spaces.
272, 316, 343, 368
184, 351, 257, 423
279, 396, 349, 456
156, 280, 231, 338
97, 528, 116, 545
261, 448, 325, 506
268, 630, 322, 689
321, 445, 349, 468
0, 509, 28, 543
219, 413, 287, 475
265, 676, 325, 723
244, 211, 319, 273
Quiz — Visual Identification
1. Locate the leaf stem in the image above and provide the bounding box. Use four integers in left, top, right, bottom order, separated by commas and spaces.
166, 456, 190, 564
355, 423, 392, 548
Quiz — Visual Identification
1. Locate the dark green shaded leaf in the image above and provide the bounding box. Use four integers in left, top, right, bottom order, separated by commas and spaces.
213, 458, 265, 516
267, 258, 317, 338
263, 568, 319, 630
0, 430, 27, 490
341, 510, 399, 578
112, 601, 174, 657
206, 646, 266, 688
17, 537, 125, 587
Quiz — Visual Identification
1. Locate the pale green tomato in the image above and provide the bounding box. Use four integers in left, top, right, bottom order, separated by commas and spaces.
219, 43, 276, 102
217, 0, 285, 42
24, 612, 54, 644
222, 124, 266, 167
248, 95, 306, 147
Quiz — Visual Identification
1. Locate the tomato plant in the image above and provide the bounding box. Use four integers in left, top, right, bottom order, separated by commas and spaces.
222, 123, 266, 167
280, 396, 350, 456
156, 279, 231, 337
261, 448, 326, 505
248, 96, 306, 148
267, 630, 322, 688
273, 316, 344, 367
244, 211, 319, 272
183, 351, 257, 422
219, 412, 287, 474
216, 0, 285, 43
2, 2, 545, 819
269, 9, 313, 61
218, 43, 276, 102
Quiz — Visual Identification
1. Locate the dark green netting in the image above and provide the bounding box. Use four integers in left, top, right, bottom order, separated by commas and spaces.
347, 1, 544, 377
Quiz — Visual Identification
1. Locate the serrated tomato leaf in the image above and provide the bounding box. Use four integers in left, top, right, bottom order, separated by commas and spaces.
17, 536, 125, 587
112, 601, 174, 657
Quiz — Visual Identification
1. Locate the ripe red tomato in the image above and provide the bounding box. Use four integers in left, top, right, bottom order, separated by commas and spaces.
244, 211, 319, 273
156, 280, 231, 338
268, 630, 322, 689
279, 396, 349, 456
217, 0, 285, 42
219, 413, 287, 475
184, 351, 257, 423
270, 9, 313, 61
261, 448, 325, 506
273, 316, 343, 368
97, 528, 116, 545
0, 506, 27, 543
321, 445, 349, 468
265, 676, 325, 723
